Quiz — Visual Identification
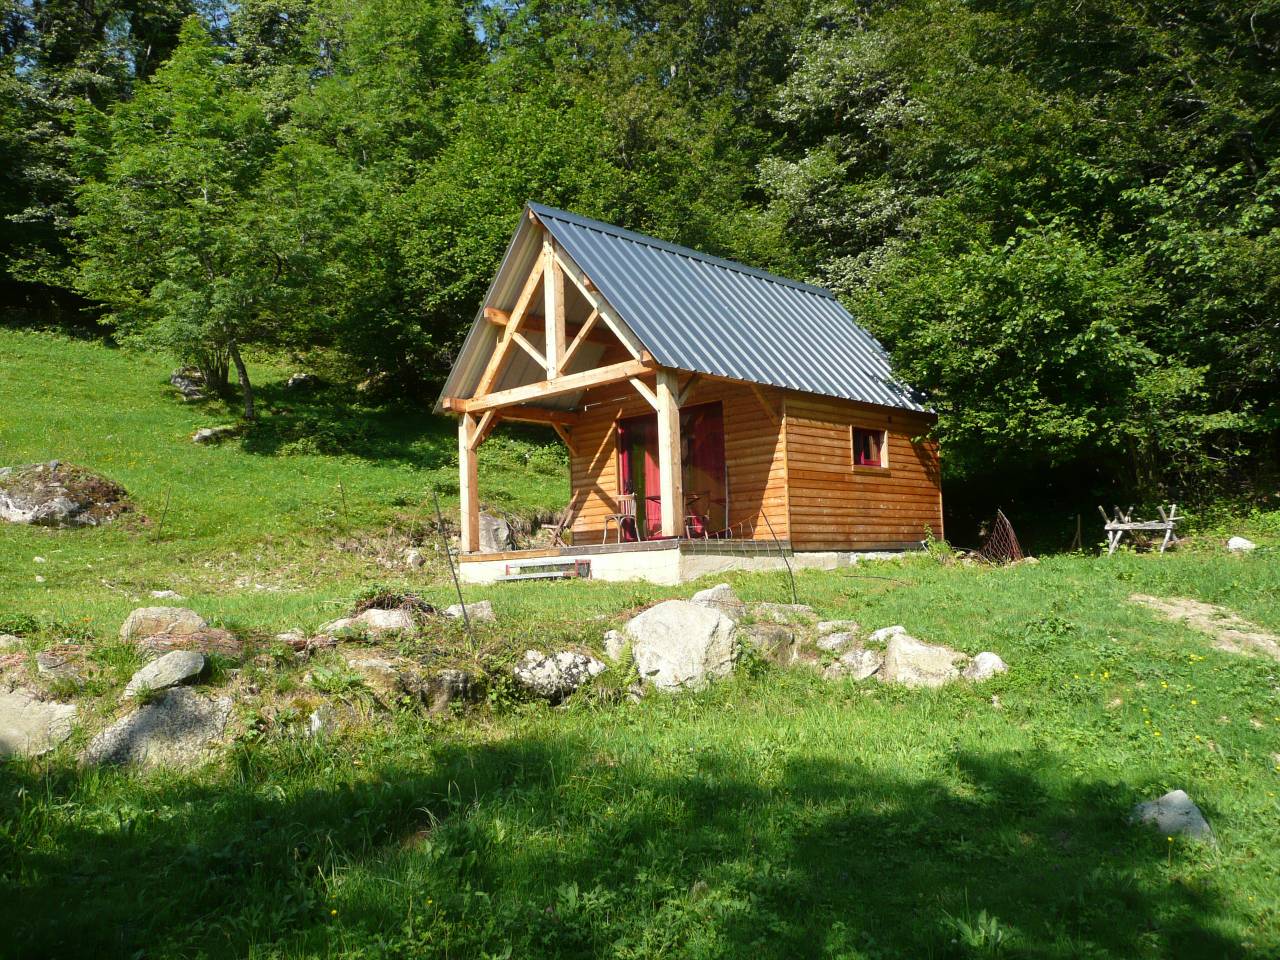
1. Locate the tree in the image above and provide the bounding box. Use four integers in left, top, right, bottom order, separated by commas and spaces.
70, 16, 278, 417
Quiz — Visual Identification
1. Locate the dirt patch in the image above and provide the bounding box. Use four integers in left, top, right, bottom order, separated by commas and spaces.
1130, 594, 1280, 663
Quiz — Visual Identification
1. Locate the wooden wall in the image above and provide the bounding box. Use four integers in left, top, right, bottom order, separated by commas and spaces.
567, 377, 789, 545
559, 373, 941, 551
783, 395, 942, 550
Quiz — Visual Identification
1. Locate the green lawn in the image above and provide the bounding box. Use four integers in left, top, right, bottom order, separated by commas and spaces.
2, 329, 1280, 958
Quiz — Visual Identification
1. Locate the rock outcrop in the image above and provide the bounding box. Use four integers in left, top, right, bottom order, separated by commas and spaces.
82, 689, 231, 768
0, 461, 132, 527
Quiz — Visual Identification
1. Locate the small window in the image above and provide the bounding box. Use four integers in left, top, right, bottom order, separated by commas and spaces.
852, 427, 887, 468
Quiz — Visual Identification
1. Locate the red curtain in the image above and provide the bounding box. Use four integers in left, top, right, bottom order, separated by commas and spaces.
617, 402, 725, 539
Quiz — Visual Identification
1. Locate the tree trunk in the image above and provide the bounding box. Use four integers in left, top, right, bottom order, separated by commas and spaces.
228, 341, 255, 421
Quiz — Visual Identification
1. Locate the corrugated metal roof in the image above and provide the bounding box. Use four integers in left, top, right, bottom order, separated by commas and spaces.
435, 203, 928, 414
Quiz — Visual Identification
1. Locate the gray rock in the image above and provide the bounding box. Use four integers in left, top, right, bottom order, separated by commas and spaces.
319, 607, 415, 636
741, 623, 798, 666
868, 625, 908, 644
879, 633, 965, 688
402, 547, 425, 569
479, 512, 513, 553
0, 689, 77, 757
962, 652, 1009, 681
191, 425, 238, 445
0, 461, 132, 527
750, 602, 818, 625
817, 632, 858, 654
603, 629, 627, 661
513, 650, 606, 702
818, 620, 861, 636
1227, 536, 1256, 553
0, 634, 20, 651
444, 600, 495, 623
307, 705, 336, 737
35, 646, 82, 679
1130, 789, 1215, 842
285, 372, 318, 390
625, 600, 738, 692
823, 647, 884, 681
170, 367, 206, 401
82, 689, 231, 768
123, 650, 206, 699
150, 589, 185, 600
344, 656, 409, 701
120, 606, 208, 642
691, 583, 747, 622
420, 669, 477, 714
135, 627, 240, 659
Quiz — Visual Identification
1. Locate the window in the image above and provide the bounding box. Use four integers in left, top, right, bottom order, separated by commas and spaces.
852, 427, 887, 468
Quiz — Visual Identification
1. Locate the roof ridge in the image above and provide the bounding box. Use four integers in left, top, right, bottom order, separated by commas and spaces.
526, 201, 835, 299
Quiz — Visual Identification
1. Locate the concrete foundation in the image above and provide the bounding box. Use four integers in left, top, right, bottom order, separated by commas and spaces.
459, 540, 914, 586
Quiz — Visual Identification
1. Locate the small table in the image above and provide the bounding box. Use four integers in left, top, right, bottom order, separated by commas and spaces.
1099, 504, 1181, 554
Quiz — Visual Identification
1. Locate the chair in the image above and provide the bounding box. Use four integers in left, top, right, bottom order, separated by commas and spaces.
603, 493, 640, 544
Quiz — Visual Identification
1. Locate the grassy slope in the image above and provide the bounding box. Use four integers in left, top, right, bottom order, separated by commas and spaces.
2, 330, 1280, 959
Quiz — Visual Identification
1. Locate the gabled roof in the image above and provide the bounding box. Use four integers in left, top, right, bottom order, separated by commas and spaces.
435, 203, 928, 414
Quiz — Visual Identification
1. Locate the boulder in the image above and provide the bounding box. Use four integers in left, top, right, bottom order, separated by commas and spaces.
818, 620, 861, 636
191, 425, 238, 445
122, 650, 205, 699
82, 689, 231, 768
1227, 536, 1256, 553
319, 607, 415, 637
879, 633, 966, 688
0, 461, 132, 527
823, 647, 884, 681
120, 606, 208, 642
135, 627, 241, 659
479, 512, 513, 553
344, 656, 410, 702
444, 600, 495, 623
962, 652, 1009, 682
691, 583, 747, 622
169, 367, 206, 401
0, 689, 77, 757
513, 650, 606, 702
285, 372, 318, 390
625, 600, 737, 692
1130, 789, 1215, 842
868, 625, 908, 644
750, 602, 818, 625
741, 623, 798, 666
419, 669, 477, 714
35, 644, 83, 679
817, 632, 858, 654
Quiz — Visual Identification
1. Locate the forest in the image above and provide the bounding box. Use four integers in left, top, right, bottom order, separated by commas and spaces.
2, 0, 1278, 522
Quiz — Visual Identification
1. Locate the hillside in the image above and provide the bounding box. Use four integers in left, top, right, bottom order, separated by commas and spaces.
2, 331, 1279, 958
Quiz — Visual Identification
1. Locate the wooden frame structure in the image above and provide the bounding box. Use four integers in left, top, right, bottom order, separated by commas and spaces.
438, 206, 943, 562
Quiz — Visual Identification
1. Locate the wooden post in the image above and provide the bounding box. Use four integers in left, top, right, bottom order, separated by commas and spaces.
655, 369, 683, 538
543, 240, 565, 379
458, 414, 479, 553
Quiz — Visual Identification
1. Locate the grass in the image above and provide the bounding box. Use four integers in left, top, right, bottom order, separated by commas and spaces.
2, 328, 1280, 958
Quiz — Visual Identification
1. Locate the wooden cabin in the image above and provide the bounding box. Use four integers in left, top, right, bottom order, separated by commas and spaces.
436, 203, 942, 583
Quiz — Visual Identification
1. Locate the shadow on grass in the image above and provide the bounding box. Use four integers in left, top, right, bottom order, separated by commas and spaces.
1, 725, 1242, 959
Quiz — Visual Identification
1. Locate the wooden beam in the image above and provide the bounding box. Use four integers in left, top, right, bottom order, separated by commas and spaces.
458, 414, 479, 553
560, 308, 600, 371
629, 376, 659, 411
551, 422, 578, 456
749, 382, 780, 426
510, 329, 547, 368
469, 410, 497, 450
475, 257, 544, 396
655, 369, 683, 538
491, 405, 581, 427
483, 307, 509, 326
544, 240, 566, 378
553, 249, 644, 359
458, 355, 656, 413
677, 373, 700, 406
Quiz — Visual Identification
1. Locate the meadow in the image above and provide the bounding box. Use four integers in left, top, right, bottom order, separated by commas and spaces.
2, 329, 1279, 959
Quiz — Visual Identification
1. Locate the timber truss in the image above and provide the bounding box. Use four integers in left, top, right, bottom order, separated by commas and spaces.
442, 210, 700, 552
